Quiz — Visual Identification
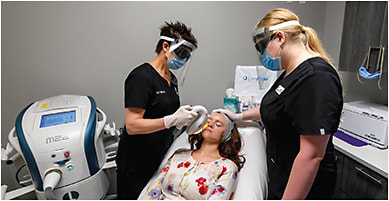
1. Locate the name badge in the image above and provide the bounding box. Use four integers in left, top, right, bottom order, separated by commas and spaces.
156, 91, 166, 95
275, 85, 285, 95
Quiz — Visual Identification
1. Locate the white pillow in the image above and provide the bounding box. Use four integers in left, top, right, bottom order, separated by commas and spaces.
233, 121, 268, 200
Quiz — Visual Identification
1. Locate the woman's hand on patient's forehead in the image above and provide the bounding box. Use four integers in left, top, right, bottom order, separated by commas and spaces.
212, 109, 243, 122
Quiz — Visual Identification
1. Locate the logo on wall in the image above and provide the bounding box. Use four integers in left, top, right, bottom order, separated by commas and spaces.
242, 75, 259, 82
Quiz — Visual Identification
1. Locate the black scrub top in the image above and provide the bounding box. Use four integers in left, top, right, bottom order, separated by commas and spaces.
260, 57, 343, 199
116, 63, 180, 199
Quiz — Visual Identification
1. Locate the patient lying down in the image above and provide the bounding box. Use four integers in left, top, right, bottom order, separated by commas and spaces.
140, 112, 246, 200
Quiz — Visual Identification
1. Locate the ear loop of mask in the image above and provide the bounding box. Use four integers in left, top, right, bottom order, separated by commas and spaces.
265, 32, 283, 55
261, 34, 283, 69
274, 32, 286, 68
161, 41, 174, 82
275, 38, 283, 58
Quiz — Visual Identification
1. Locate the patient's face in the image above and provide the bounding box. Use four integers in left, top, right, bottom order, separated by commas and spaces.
202, 113, 226, 143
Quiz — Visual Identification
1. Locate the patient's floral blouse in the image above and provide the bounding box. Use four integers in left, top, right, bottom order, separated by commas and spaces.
140, 149, 238, 200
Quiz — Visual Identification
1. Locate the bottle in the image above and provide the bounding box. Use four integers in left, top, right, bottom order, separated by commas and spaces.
224, 88, 239, 113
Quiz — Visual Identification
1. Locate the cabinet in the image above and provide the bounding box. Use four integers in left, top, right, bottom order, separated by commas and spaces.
339, 1, 387, 72
333, 150, 388, 199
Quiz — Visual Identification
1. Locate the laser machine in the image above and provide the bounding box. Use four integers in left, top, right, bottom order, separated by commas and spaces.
1, 95, 120, 199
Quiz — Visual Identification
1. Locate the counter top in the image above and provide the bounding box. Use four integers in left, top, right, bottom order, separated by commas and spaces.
333, 136, 388, 178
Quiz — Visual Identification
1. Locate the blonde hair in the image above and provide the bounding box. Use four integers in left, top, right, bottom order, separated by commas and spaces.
255, 8, 336, 69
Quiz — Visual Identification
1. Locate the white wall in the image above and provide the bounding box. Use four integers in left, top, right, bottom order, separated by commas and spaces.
322, 1, 345, 68
1, 1, 345, 190
1, 1, 335, 143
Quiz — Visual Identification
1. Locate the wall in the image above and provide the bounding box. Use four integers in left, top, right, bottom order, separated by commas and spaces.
2, 1, 332, 144
337, 2, 388, 105
322, 1, 345, 68
2, 1, 344, 191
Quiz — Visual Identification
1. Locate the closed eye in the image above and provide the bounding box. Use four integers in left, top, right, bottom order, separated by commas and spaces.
207, 117, 224, 127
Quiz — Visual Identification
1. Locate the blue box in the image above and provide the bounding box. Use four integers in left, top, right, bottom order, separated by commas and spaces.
224, 97, 239, 113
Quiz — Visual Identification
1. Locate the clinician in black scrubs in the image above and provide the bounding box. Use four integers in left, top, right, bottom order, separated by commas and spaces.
116, 21, 199, 199
215, 8, 343, 199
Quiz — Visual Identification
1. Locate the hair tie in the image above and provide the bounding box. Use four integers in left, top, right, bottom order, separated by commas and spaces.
301, 26, 306, 33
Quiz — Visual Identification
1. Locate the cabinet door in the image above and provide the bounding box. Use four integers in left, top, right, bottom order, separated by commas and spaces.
332, 150, 344, 199
340, 155, 388, 199
339, 1, 387, 72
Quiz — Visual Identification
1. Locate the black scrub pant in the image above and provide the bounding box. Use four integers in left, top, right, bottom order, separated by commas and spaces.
116, 133, 172, 200
117, 169, 154, 200
267, 169, 336, 200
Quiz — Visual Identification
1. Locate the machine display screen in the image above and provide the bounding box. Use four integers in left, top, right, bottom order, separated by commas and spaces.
40, 110, 76, 128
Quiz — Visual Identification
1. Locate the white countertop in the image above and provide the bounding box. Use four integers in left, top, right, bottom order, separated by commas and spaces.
333, 136, 388, 178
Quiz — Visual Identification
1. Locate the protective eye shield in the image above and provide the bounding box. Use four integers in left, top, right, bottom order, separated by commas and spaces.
252, 20, 300, 55
159, 35, 196, 86
254, 34, 275, 55
174, 46, 191, 60
160, 36, 196, 59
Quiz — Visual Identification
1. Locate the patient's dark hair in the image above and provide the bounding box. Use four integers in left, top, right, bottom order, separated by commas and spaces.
188, 126, 246, 171
155, 21, 198, 54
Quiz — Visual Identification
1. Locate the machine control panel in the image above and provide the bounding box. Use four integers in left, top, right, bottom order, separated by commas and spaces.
40, 110, 76, 128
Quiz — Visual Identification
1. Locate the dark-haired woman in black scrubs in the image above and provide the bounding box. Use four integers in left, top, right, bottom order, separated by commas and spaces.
216, 8, 343, 199
116, 21, 199, 199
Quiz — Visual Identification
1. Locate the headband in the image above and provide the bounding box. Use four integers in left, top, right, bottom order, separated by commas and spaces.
252, 20, 301, 39
215, 112, 234, 142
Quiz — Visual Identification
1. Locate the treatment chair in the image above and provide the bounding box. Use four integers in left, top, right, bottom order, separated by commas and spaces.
138, 121, 268, 200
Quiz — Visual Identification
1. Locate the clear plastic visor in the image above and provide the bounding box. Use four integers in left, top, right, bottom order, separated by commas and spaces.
251, 20, 301, 55
252, 28, 274, 55
160, 36, 197, 86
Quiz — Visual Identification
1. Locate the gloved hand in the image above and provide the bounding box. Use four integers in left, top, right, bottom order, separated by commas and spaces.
212, 109, 243, 122
164, 105, 199, 130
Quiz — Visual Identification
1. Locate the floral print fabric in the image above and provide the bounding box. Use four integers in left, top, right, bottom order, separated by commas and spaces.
140, 149, 238, 200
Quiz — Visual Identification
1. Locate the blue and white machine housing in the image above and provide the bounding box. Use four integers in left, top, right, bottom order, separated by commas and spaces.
10, 95, 109, 199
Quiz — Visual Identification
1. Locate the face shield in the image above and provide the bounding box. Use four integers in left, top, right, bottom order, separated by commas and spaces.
252, 20, 300, 56
160, 36, 197, 86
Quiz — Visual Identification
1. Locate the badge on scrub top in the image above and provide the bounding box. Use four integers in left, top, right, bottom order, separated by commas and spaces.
275, 85, 285, 95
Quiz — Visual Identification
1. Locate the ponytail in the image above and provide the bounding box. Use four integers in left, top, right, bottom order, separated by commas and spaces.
302, 26, 336, 69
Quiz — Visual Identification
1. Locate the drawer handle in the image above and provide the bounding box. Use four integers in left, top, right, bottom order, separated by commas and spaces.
355, 167, 383, 185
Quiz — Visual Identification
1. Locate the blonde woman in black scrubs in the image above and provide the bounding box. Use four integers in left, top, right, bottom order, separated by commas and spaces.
117, 22, 199, 199
216, 8, 343, 199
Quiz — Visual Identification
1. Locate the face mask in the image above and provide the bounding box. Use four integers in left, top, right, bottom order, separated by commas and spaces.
357, 45, 385, 90
167, 54, 187, 70
259, 41, 282, 71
